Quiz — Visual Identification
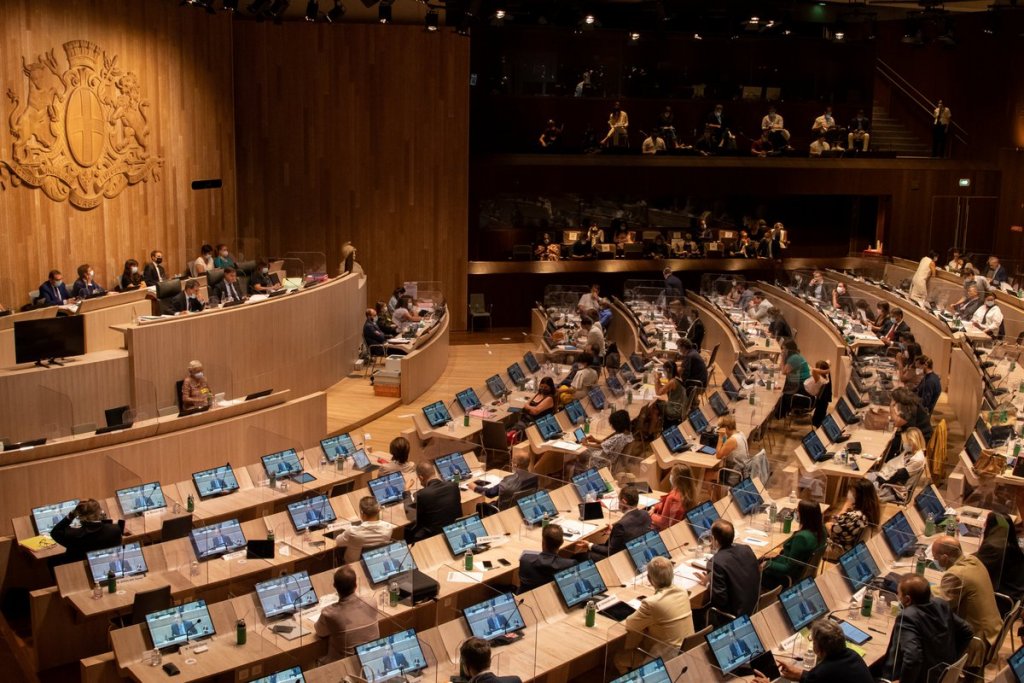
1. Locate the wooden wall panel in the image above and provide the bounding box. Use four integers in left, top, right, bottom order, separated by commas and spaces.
0, 0, 237, 309
232, 23, 470, 328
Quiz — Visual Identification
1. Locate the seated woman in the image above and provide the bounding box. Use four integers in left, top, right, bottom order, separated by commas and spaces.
71, 264, 106, 299
853, 299, 873, 326
581, 409, 633, 472
975, 512, 1024, 602
651, 464, 698, 530
213, 243, 237, 269
181, 360, 212, 410
118, 259, 145, 291
777, 339, 810, 418
380, 436, 417, 489
655, 361, 685, 428
868, 427, 927, 502
827, 480, 881, 554
713, 415, 750, 487
831, 282, 854, 313
248, 260, 280, 294
391, 296, 422, 332
761, 500, 826, 591
193, 244, 214, 275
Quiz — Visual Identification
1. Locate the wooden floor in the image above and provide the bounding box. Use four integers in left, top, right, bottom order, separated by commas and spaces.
325, 376, 402, 436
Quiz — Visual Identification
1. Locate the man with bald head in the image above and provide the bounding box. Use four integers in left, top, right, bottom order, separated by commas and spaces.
364, 307, 403, 357
403, 459, 462, 543
932, 536, 1002, 673
700, 519, 761, 626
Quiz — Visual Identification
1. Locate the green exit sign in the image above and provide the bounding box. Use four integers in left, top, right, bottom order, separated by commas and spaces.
958, 178, 971, 187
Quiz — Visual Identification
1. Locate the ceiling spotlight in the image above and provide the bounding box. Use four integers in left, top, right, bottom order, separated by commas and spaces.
378, 2, 391, 23
223, 0, 239, 9
783, 29, 792, 35
584, 14, 595, 25
425, 9, 439, 31
629, 32, 641, 41
693, 32, 702, 40
834, 31, 845, 41
495, 9, 506, 19
749, 16, 760, 24
305, 0, 319, 21
325, 0, 344, 21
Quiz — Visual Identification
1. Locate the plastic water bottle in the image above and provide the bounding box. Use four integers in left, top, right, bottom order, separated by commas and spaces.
585, 600, 597, 627
925, 513, 936, 537
465, 547, 474, 571
768, 502, 778, 525
388, 580, 400, 607
802, 646, 816, 671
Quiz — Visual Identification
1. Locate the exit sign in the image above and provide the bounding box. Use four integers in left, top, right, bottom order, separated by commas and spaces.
958, 178, 971, 187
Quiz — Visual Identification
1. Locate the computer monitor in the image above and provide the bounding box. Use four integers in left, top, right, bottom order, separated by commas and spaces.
625, 530, 671, 572
915, 485, 948, 522
688, 408, 709, 433
116, 482, 166, 515
706, 614, 767, 675
434, 452, 472, 482
1008, 644, 1024, 683
534, 413, 562, 441
355, 629, 428, 683
286, 495, 336, 532
846, 384, 865, 409
779, 578, 828, 632
975, 417, 992, 447
882, 511, 918, 558
838, 543, 880, 590
965, 434, 982, 463
609, 657, 671, 683
442, 514, 488, 556
361, 540, 416, 585
730, 478, 764, 516
507, 363, 527, 387
516, 490, 558, 525
606, 374, 626, 397
709, 392, 729, 417
836, 398, 857, 424
191, 464, 239, 499
31, 498, 79, 535
722, 378, 740, 401
262, 449, 303, 478
146, 599, 215, 651
564, 399, 586, 425
464, 592, 526, 641
250, 667, 305, 683
553, 559, 607, 608
662, 425, 687, 453
686, 501, 720, 538
319, 432, 356, 462
255, 570, 318, 619
588, 386, 607, 410
485, 374, 508, 399
630, 353, 647, 373
523, 351, 541, 373
456, 388, 482, 412
572, 468, 607, 499
368, 472, 405, 506
422, 400, 452, 428
348, 448, 373, 470
731, 363, 746, 387
86, 541, 148, 583
14, 315, 86, 364
801, 431, 829, 463
190, 519, 247, 560
620, 364, 637, 384
821, 415, 844, 443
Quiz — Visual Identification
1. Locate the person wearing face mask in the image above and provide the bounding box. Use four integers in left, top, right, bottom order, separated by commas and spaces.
213, 244, 237, 270
38, 269, 74, 306
193, 244, 214, 275
932, 536, 1001, 676
363, 307, 402, 357
181, 360, 212, 409
913, 356, 941, 414
213, 267, 245, 305
882, 307, 910, 346
171, 280, 205, 314
142, 250, 167, 286
522, 376, 555, 420
971, 292, 1004, 339
71, 264, 106, 299
248, 260, 280, 295
952, 265, 989, 309
766, 307, 792, 340
831, 282, 853, 313
909, 250, 938, 304
118, 259, 144, 291
760, 619, 874, 683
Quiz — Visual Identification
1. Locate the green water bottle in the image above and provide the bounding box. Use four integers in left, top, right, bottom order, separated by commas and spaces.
267, 529, 275, 543
585, 600, 596, 627
236, 619, 247, 645
186, 494, 194, 513
463, 413, 470, 427
388, 580, 400, 607
925, 513, 936, 537
107, 569, 116, 594
860, 591, 874, 618
465, 547, 474, 571
627, 389, 633, 406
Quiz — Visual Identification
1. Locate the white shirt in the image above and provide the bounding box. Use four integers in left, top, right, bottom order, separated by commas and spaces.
335, 520, 396, 565
578, 292, 600, 313
880, 448, 926, 482
809, 139, 831, 156
804, 374, 829, 398
571, 367, 598, 394
749, 299, 772, 321
642, 137, 666, 154
813, 114, 836, 131
972, 303, 1004, 335
762, 113, 785, 131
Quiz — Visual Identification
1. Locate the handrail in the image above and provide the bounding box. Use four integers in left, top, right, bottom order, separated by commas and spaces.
876, 58, 968, 146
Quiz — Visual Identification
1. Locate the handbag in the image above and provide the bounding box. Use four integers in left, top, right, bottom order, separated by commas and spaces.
974, 450, 1007, 477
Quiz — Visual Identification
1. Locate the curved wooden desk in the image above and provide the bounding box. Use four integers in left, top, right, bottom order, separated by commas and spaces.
686, 292, 743, 375
400, 310, 450, 404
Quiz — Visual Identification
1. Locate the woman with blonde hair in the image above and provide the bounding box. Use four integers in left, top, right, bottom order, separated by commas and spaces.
651, 464, 699, 530
714, 414, 750, 486
870, 426, 928, 502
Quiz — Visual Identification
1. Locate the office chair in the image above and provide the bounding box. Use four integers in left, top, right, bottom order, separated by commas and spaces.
468, 294, 492, 332
205, 268, 225, 289
480, 419, 511, 470
680, 625, 712, 653
105, 405, 130, 428
126, 586, 172, 627
160, 514, 193, 542
755, 585, 782, 612
175, 380, 185, 412
236, 260, 256, 276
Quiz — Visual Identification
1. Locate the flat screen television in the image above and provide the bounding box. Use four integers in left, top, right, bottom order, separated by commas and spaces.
189, 519, 247, 560
145, 599, 215, 651
14, 315, 86, 364
31, 498, 79, 535
255, 570, 318, 618
191, 464, 239, 499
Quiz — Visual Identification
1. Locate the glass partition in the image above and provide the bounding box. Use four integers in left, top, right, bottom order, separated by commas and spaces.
283, 252, 329, 280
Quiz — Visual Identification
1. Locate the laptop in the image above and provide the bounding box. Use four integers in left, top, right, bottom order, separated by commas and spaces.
534, 413, 563, 441
688, 408, 710, 434
881, 511, 918, 558
116, 482, 166, 516
31, 498, 79, 535
442, 514, 490, 555
914, 485, 949, 523
189, 519, 247, 560
722, 378, 741, 401
553, 559, 636, 621
801, 431, 830, 463
630, 353, 649, 373
320, 433, 356, 462
964, 434, 982, 464
507, 363, 527, 387
572, 467, 609, 500
191, 464, 239, 499
821, 414, 848, 444
625, 530, 671, 572
780, 578, 829, 631
609, 657, 671, 683
516, 490, 559, 525
368, 471, 406, 507
661, 425, 688, 453
588, 386, 607, 410
422, 400, 452, 428
606, 374, 626, 397
564, 399, 587, 425
146, 599, 215, 651
464, 592, 526, 643
361, 540, 416, 585
86, 541, 149, 584
286, 495, 336, 532
729, 478, 764, 516
706, 614, 779, 678
456, 387, 483, 413
523, 351, 541, 373
346, 448, 379, 473
255, 571, 318, 619
846, 384, 867, 409
709, 392, 730, 417
485, 374, 509, 400
355, 629, 428, 683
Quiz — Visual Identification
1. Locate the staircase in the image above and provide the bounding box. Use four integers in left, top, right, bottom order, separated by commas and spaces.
870, 101, 931, 157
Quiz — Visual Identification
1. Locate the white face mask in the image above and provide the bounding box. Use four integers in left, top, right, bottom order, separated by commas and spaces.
916, 368, 923, 375
220, 251, 229, 258
193, 371, 204, 379
130, 266, 138, 274
261, 268, 269, 275
987, 301, 995, 308
88, 270, 94, 278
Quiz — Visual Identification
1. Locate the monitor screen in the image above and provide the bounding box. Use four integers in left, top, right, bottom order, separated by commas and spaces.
630, 353, 647, 373
320, 433, 355, 461
362, 541, 416, 585
262, 449, 303, 478
287, 495, 336, 532
588, 386, 607, 410
31, 498, 79, 535
915, 485, 947, 522
731, 363, 746, 387
686, 501, 720, 538
190, 519, 247, 560
250, 667, 305, 683
86, 541, 148, 583
464, 592, 526, 640
369, 472, 406, 506
516, 490, 558, 525
422, 401, 452, 428
723, 378, 740, 401
191, 464, 239, 499
706, 614, 766, 674
688, 409, 709, 433
625, 530, 671, 572
442, 514, 488, 556
116, 482, 166, 515
975, 417, 991, 447
485, 374, 508, 399
822, 415, 843, 443
14, 315, 86, 364
965, 434, 982, 464
620, 364, 637, 384
836, 398, 856, 423
662, 425, 687, 453
564, 399, 586, 425
882, 511, 918, 558
709, 392, 729, 417
255, 571, 318, 619
1009, 645, 1024, 683
535, 413, 562, 441
507, 363, 526, 386
572, 468, 607, 499
801, 431, 828, 463
780, 577, 828, 632
434, 452, 472, 482
839, 543, 880, 590
606, 374, 625, 396
610, 657, 671, 683
730, 478, 764, 516
523, 351, 541, 373
146, 599, 215, 651
349, 448, 372, 470
553, 559, 607, 608
456, 388, 482, 412
846, 385, 863, 408
355, 629, 428, 683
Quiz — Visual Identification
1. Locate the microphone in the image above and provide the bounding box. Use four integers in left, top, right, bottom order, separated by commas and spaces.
670, 665, 690, 683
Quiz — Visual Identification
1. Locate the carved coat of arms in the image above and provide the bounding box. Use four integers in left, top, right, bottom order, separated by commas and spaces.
0, 40, 163, 209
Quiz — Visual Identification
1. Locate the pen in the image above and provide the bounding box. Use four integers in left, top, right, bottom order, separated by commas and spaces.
868, 627, 885, 634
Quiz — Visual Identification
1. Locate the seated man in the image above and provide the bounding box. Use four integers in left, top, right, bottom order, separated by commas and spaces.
642, 132, 666, 155
38, 270, 73, 306
913, 356, 941, 414
518, 523, 577, 593
847, 109, 871, 151
577, 284, 602, 314
614, 556, 694, 673
587, 486, 652, 559
767, 307, 793, 340
564, 352, 599, 399
142, 250, 167, 286
472, 451, 536, 512
932, 537, 1002, 674
769, 619, 874, 683
577, 316, 605, 358
213, 267, 245, 305
954, 284, 984, 320
971, 292, 1004, 339
363, 307, 404, 357
335, 496, 396, 564
459, 637, 522, 683
761, 105, 791, 149
313, 567, 380, 663
171, 279, 206, 314
700, 519, 761, 626
746, 291, 772, 321
71, 264, 106, 299
812, 106, 842, 146
809, 133, 831, 157
806, 270, 828, 300
750, 131, 774, 157
403, 460, 462, 543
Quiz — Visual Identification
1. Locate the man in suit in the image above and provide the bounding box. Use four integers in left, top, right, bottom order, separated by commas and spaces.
932, 537, 1001, 673
171, 279, 205, 314
485, 614, 505, 635
518, 523, 578, 592
379, 650, 409, 674
38, 270, 73, 306
404, 460, 462, 543
588, 486, 651, 559
663, 267, 684, 298
459, 637, 522, 683
171, 619, 198, 639
701, 519, 761, 627
363, 307, 393, 357
313, 567, 380, 663
473, 451, 536, 511
277, 589, 300, 609
614, 556, 694, 673
571, 576, 596, 599
379, 557, 400, 575
335, 496, 395, 564
877, 574, 972, 683
143, 250, 167, 286
728, 638, 752, 662
682, 308, 705, 350
50, 499, 123, 564
770, 619, 874, 683
883, 307, 911, 346
214, 267, 245, 305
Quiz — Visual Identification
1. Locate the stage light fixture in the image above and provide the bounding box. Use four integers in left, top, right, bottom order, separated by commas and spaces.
325, 0, 345, 21
693, 32, 702, 40
629, 32, 640, 41
834, 31, 845, 41
425, 9, 439, 31
305, 0, 319, 20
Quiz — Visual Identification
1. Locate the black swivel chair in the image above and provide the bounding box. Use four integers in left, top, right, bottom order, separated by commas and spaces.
160, 514, 193, 542
155, 279, 182, 315
205, 268, 225, 290
126, 586, 172, 627
175, 380, 185, 412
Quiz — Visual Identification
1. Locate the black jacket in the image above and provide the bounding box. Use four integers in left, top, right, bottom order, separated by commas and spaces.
50, 516, 124, 564
803, 646, 874, 683
590, 508, 651, 558
708, 543, 761, 625
882, 598, 973, 683
471, 673, 522, 683
171, 292, 205, 314
142, 262, 166, 287
214, 279, 245, 304
518, 551, 576, 593
404, 478, 462, 543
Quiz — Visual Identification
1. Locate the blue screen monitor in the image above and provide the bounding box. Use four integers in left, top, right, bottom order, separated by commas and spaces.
706, 614, 767, 674
255, 570, 318, 618
723, 378, 740, 401
355, 629, 428, 683
368, 472, 405, 507
965, 434, 982, 464
320, 433, 355, 461
287, 495, 336, 532
588, 386, 607, 410
730, 478, 764, 516
31, 498, 79, 535
606, 374, 625, 397
361, 540, 416, 585
456, 388, 482, 412
189, 519, 247, 560
250, 667, 306, 683
86, 541, 148, 583
191, 464, 239, 499
731, 363, 746, 387
839, 543, 880, 590
116, 482, 166, 515
625, 530, 671, 572
262, 449, 303, 478
882, 511, 918, 558
146, 599, 215, 651
485, 374, 508, 399
801, 431, 829, 463
553, 559, 607, 608
914, 485, 947, 522
422, 401, 452, 428
507, 363, 526, 386
464, 592, 526, 640
565, 399, 586, 425
434, 452, 472, 482
686, 501, 720, 538
1008, 644, 1024, 683
535, 413, 562, 441
620, 364, 637, 384
610, 658, 671, 683
662, 425, 687, 453
688, 409, 709, 433
523, 351, 541, 373
572, 467, 607, 499
779, 578, 828, 632
442, 514, 488, 556
836, 397, 857, 424
516, 490, 558, 525
822, 415, 844, 443
709, 392, 729, 417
